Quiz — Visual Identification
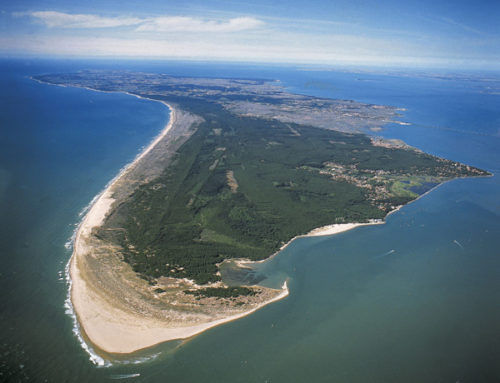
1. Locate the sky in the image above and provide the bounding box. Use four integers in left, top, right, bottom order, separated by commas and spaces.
0, 0, 499, 69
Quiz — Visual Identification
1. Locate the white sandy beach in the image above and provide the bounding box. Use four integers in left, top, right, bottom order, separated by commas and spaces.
69, 99, 289, 354
70, 100, 178, 353
305, 221, 384, 237
73, 278, 288, 354
232, 220, 385, 270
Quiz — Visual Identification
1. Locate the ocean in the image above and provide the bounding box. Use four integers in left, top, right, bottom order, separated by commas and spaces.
0, 58, 499, 382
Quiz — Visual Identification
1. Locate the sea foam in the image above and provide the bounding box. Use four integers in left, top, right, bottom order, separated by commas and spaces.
64, 254, 110, 367
61, 96, 172, 367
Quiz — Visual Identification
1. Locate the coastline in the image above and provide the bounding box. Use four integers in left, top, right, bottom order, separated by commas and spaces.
44, 78, 492, 358
79, 281, 288, 355
65, 88, 288, 356
69, 95, 177, 355
231, 175, 495, 270
232, 220, 385, 269
304, 220, 384, 237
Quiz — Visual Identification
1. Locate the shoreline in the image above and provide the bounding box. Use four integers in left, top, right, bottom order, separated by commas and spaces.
303, 220, 384, 237
230, 172, 493, 270
35, 78, 493, 359
31, 75, 183, 363
103, 280, 289, 355
232, 220, 385, 269
68, 93, 177, 356
61, 86, 288, 357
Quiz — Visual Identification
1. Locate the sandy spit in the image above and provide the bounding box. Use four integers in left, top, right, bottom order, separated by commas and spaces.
70, 98, 179, 354
69, 98, 288, 355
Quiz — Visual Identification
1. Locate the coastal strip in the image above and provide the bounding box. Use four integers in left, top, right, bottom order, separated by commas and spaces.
66, 92, 288, 355
233, 220, 385, 269
75, 281, 288, 355
69, 97, 177, 355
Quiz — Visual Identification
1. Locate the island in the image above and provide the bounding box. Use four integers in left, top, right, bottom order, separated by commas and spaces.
34, 71, 489, 355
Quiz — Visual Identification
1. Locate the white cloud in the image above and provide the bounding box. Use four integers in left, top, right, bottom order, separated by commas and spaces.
136, 16, 264, 32
22, 11, 264, 33
28, 11, 142, 28
6, 11, 497, 69
0, 34, 470, 69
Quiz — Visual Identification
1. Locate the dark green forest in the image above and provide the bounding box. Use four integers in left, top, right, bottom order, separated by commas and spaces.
96, 97, 485, 284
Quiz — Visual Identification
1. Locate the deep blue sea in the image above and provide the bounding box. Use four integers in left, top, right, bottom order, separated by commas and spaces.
1, 59, 499, 382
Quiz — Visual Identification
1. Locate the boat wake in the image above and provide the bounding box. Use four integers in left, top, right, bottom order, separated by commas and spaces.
375, 249, 396, 259
109, 373, 141, 379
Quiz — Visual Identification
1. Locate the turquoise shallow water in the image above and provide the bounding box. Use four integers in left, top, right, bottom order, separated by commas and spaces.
0, 59, 499, 382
